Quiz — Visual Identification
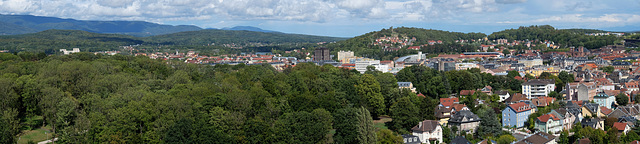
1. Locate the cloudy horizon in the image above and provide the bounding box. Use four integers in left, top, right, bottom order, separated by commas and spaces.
1, 0, 638, 37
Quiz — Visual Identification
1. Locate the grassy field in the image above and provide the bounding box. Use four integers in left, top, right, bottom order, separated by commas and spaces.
373, 116, 392, 130
17, 126, 54, 144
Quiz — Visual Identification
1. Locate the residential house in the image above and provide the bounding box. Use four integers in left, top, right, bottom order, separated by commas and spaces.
581, 118, 604, 130
582, 103, 603, 118
398, 82, 417, 93
450, 136, 472, 144
566, 82, 597, 101
448, 110, 482, 134
502, 102, 533, 128
514, 132, 556, 144
411, 120, 443, 144
435, 97, 461, 125
401, 134, 421, 144
531, 96, 555, 108
497, 90, 511, 102
460, 90, 476, 96
550, 108, 576, 130
535, 113, 563, 134
506, 93, 529, 104
566, 101, 585, 122
522, 79, 556, 99
601, 106, 613, 116
594, 91, 618, 109
607, 104, 640, 119
576, 138, 591, 144
479, 86, 493, 95
613, 122, 631, 134
477, 139, 497, 144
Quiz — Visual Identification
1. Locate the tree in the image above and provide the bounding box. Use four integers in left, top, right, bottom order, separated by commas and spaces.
600, 66, 614, 73
389, 97, 421, 132
502, 49, 510, 55
607, 127, 619, 143
548, 91, 562, 100
507, 71, 520, 78
497, 134, 516, 144
477, 108, 501, 137
624, 131, 640, 142
356, 74, 386, 118
616, 93, 629, 106
376, 129, 403, 144
334, 107, 377, 144
558, 130, 570, 144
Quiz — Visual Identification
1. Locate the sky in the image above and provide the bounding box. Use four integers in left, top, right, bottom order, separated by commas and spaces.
0, 0, 639, 37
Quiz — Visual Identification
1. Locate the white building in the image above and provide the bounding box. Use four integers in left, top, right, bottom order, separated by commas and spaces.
411, 120, 442, 144
60, 48, 80, 55
337, 51, 355, 63
518, 58, 543, 68
355, 60, 389, 73
522, 79, 556, 99
455, 63, 479, 70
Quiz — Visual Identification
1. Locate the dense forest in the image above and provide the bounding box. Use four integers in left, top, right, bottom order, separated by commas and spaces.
145, 29, 347, 45
488, 25, 619, 49
0, 52, 532, 143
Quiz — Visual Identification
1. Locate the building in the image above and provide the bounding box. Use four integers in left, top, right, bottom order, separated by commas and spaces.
398, 82, 417, 93
613, 122, 631, 134
582, 103, 603, 118
496, 90, 510, 102
566, 82, 597, 101
401, 134, 421, 144
337, 50, 355, 62
314, 47, 331, 61
522, 79, 556, 99
518, 58, 543, 68
411, 120, 443, 144
502, 102, 533, 128
60, 48, 80, 55
435, 98, 468, 125
450, 136, 472, 144
549, 108, 576, 130
581, 118, 604, 130
514, 132, 556, 144
448, 110, 481, 134
455, 63, 479, 70
594, 91, 617, 109
531, 97, 555, 108
535, 113, 562, 133
355, 60, 389, 74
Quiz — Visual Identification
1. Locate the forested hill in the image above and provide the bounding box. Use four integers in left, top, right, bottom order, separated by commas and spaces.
0, 14, 202, 36
0, 30, 143, 52
488, 25, 618, 49
325, 27, 487, 60
145, 29, 348, 45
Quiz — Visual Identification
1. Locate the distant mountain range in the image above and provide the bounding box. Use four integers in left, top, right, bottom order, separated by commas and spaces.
0, 14, 288, 37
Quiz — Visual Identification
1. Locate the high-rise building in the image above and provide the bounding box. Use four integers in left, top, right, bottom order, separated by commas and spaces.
337, 50, 354, 62
314, 47, 331, 61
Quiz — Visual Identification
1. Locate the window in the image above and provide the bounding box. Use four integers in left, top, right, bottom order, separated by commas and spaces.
414, 137, 417, 142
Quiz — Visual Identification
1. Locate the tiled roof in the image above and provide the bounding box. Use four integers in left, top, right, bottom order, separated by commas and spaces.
509, 102, 532, 113
507, 93, 528, 103
460, 90, 476, 95
531, 96, 555, 107
515, 132, 556, 144
452, 104, 468, 112
537, 114, 560, 122
523, 79, 555, 85
411, 120, 440, 133
448, 110, 481, 123
613, 122, 627, 131
440, 98, 459, 107
600, 106, 613, 115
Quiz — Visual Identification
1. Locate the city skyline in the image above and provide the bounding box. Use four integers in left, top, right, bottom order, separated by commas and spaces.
0, 0, 639, 37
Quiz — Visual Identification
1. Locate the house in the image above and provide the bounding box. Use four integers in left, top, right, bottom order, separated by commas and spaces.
566, 82, 597, 101
607, 104, 640, 119
514, 132, 556, 144
506, 93, 529, 104
535, 113, 562, 133
502, 102, 533, 128
522, 79, 556, 99
401, 134, 421, 144
531, 96, 555, 108
631, 140, 640, 144
497, 90, 511, 102
435, 97, 460, 125
576, 138, 591, 144
582, 103, 603, 118
594, 91, 617, 109
460, 90, 476, 96
479, 86, 493, 95
411, 120, 443, 144
565, 101, 585, 122
600, 106, 613, 116
448, 110, 482, 134
581, 118, 604, 130
550, 108, 576, 130
450, 136, 472, 144
398, 82, 417, 93
613, 122, 631, 134
477, 139, 497, 144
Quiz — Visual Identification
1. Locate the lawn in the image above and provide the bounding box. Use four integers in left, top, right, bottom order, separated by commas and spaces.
373, 116, 392, 130
17, 126, 54, 144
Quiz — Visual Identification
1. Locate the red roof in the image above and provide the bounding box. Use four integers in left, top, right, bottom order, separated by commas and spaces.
440, 98, 459, 107
460, 90, 476, 95
408, 46, 421, 50
509, 102, 531, 113
537, 114, 560, 122
417, 93, 425, 97
600, 106, 613, 115
451, 104, 467, 112
613, 122, 627, 131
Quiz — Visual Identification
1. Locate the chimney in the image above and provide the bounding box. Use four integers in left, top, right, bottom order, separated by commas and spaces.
418, 121, 423, 128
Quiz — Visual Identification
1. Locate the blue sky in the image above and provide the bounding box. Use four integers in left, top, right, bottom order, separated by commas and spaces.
1, 0, 639, 37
